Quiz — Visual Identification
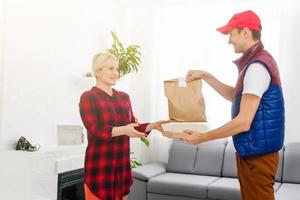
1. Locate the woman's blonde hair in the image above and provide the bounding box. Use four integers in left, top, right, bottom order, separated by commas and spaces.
92, 53, 118, 77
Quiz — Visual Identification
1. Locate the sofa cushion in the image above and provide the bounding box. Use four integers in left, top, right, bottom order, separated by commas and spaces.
208, 177, 281, 200
167, 140, 197, 174
148, 193, 200, 200
275, 183, 300, 200
275, 149, 284, 182
222, 141, 238, 178
147, 172, 219, 199
133, 163, 166, 181
194, 143, 226, 176
208, 177, 241, 200
274, 182, 282, 192
274, 182, 281, 192
282, 142, 300, 183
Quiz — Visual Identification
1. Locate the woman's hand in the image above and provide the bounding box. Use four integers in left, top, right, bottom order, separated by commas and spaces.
122, 123, 145, 138
145, 120, 169, 132
185, 70, 210, 82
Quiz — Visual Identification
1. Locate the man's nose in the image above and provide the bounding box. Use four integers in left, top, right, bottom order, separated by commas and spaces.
228, 38, 232, 44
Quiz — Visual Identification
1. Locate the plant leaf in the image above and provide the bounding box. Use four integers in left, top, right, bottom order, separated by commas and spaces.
107, 31, 142, 77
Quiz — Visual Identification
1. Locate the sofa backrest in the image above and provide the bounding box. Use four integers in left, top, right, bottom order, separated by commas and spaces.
193, 141, 227, 176
167, 139, 197, 174
166, 139, 285, 180
222, 141, 237, 178
167, 139, 227, 176
221, 140, 284, 181
282, 142, 300, 183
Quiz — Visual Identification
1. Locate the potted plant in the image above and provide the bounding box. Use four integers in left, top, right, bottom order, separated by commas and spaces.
108, 31, 141, 77
130, 152, 142, 168
107, 31, 150, 150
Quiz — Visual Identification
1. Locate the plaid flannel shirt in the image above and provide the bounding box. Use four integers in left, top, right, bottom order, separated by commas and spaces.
79, 87, 149, 199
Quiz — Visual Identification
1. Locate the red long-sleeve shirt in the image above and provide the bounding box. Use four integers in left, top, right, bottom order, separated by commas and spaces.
79, 87, 148, 200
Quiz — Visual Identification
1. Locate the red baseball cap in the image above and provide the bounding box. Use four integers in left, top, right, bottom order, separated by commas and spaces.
217, 10, 262, 35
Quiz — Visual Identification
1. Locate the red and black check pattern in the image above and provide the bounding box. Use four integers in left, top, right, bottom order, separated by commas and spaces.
79, 87, 149, 200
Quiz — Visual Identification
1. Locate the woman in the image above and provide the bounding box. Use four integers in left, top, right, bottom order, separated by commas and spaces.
79, 53, 165, 200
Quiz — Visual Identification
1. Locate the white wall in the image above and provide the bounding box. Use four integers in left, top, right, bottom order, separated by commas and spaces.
124, 0, 300, 154
125, 0, 283, 122
0, 0, 5, 147
0, 0, 125, 150
279, 0, 300, 143
119, 6, 161, 163
1, 0, 300, 153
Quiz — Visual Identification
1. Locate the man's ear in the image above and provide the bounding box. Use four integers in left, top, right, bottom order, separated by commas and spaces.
243, 27, 251, 38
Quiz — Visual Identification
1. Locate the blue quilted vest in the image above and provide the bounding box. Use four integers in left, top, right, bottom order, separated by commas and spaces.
231, 41, 285, 158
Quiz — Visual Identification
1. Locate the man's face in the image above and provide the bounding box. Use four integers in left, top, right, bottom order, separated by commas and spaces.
228, 28, 246, 53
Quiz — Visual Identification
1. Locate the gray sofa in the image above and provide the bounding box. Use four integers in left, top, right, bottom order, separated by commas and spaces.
128, 139, 300, 200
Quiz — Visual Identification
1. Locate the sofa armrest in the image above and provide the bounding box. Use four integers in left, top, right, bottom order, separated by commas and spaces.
133, 163, 166, 181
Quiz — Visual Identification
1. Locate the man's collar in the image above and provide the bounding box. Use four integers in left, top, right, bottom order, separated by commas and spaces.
233, 41, 264, 72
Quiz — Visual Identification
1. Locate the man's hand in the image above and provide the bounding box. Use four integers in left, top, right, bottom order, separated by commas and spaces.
185, 70, 210, 82
182, 130, 207, 145
146, 120, 169, 132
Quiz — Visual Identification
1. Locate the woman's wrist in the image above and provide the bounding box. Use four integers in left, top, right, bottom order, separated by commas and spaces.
112, 126, 127, 137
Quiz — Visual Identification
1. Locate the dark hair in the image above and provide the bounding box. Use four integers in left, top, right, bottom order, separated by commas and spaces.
251, 30, 261, 40
237, 28, 261, 41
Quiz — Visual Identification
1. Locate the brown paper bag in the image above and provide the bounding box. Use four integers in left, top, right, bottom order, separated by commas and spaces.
164, 78, 207, 122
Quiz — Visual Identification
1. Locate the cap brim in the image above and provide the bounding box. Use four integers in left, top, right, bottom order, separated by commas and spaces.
216, 25, 231, 35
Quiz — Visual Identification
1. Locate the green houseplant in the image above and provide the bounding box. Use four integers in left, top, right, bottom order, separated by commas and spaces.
130, 152, 142, 168
107, 31, 150, 152
108, 31, 141, 77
